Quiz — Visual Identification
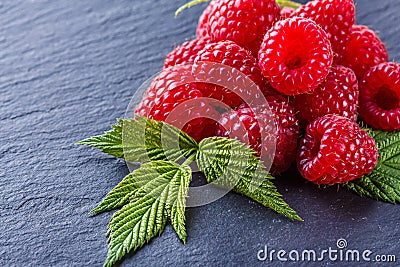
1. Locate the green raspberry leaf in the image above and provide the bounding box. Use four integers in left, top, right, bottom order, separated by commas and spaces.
104, 194, 168, 267
90, 172, 138, 214
123, 116, 198, 163
169, 166, 191, 243
77, 122, 124, 158
175, 0, 211, 17
103, 161, 192, 267
82, 118, 303, 267
196, 137, 302, 221
77, 116, 198, 163
276, 0, 302, 9
344, 129, 400, 203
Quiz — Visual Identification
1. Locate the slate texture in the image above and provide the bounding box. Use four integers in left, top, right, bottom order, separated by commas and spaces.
0, 0, 399, 266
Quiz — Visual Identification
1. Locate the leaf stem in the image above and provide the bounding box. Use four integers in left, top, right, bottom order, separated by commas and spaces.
276, 0, 302, 9
175, 0, 211, 17
181, 155, 196, 166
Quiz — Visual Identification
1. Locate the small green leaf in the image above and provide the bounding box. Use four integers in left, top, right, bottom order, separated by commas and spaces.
276, 0, 302, 9
175, 0, 211, 17
90, 171, 138, 214
77, 116, 198, 163
234, 160, 303, 221
344, 129, 400, 203
169, 165, 191, 243
122, 116, 198, 163
104, 194, 168, 267
103, 161, 192, 267
196, 137, 257, 188
197, 137, 302, 221
77, 123, 123, 158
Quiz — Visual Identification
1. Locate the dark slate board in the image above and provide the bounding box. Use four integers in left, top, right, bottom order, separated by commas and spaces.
1, 0, 399, 266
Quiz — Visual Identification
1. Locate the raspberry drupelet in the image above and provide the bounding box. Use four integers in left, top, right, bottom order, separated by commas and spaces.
359, 62, 400, 132
292, 65, 359, 126
297, 115, 378, 185
216, 97, 299, 174
291, 0, 355, 61
164, 38, 211, 68
197, 0, 281, 56
258, 17, 333, 95
339, 25, 388, 79
135, 66, 219, 142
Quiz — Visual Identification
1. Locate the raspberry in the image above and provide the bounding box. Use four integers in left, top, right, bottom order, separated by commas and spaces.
297, 115, 378, 185
339, 25, 388, 79
135, 66, 219, 142
258, 17, 333, 95
359, 62, 400, 132
198, 0, 280, 55
291, 0, 355, 61
280, 7, 295, 19
194, 40, 267, 108
196, 0, 218, 38
164, 38, 210, 68
293, 65, 359, 126
216, 97, 299, 174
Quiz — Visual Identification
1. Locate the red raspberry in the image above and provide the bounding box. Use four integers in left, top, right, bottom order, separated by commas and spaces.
291, 0, 355, 61
280, 7, 295, 19
297, 115, 378, 185
135, 66, 219, 142
194, 40, 268, 108
293, 65, 359, 126
196, 0, 218, 38
339, 25, 388, 79
216, 97, 299, 174
164, 38, 210, 68
359, 62, 400, 132
198, 0, 280, 56
258, 17, 333, 95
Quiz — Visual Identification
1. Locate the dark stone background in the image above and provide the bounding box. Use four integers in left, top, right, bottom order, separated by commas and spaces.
1, 0, 399, 266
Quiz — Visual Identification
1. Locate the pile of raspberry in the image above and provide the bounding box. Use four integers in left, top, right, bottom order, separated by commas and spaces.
135, 0, 400, 185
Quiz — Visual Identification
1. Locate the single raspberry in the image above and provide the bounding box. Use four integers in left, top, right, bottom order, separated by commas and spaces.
280, 7, 295, 19
164, 38, 210, 68
293, 65, 359, 126
297, 115, 378, 185
196, 0, 219, 38
258, 17, 333, 95
216, 97, 299, 174
198, 0, 281, 55
359, 62, 400, 132
194, 40, 268, 108
291, 0, 355, 61
135, 66, 219, 142
339, 25, 388, 79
